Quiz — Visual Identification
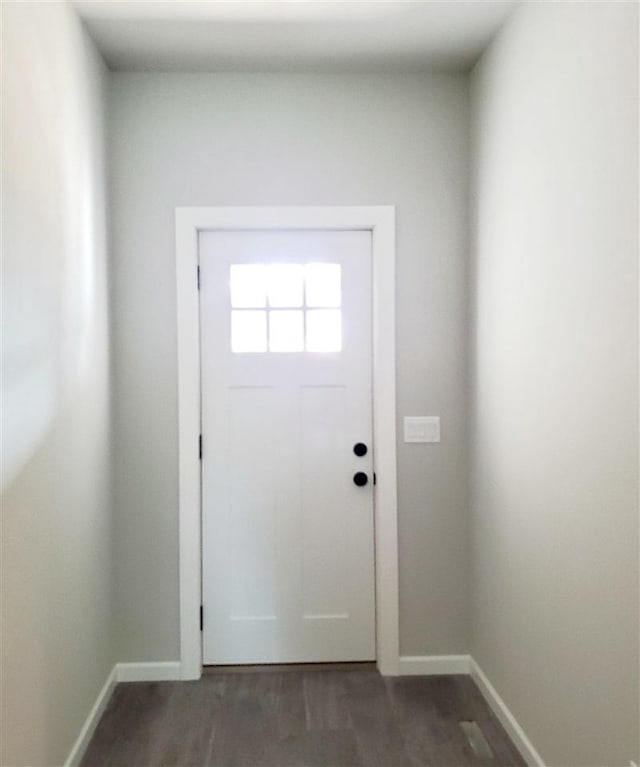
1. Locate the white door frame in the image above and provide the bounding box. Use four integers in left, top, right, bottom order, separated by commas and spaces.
175, 206, 399, 679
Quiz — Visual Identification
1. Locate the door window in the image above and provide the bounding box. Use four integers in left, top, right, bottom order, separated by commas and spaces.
230, 263, 342, 353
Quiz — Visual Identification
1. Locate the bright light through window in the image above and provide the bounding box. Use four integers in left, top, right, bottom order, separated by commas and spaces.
230, 265, 266, 308
267, 264, 304, 308
231, 310, 267, 352
306, 309, 342, 353
269, 310, 304, 352
230, 263, 342, 353
305, 263, 341, 308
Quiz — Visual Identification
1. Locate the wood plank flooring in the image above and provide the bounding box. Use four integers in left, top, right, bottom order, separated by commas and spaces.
81, 665, 526, 767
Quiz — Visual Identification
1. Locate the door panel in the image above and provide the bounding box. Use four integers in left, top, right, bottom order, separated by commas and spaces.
301, 385, 349, 618
200, 230, 374, 664
228, 386, 277, 619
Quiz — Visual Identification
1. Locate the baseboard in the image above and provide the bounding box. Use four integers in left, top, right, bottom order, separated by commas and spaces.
64, 665, 117, 767
65, 656, 548, 767
470, 658, 545, 767
115, 661, 183, 682
398, 654, 472, 675
63, 661, 183, 766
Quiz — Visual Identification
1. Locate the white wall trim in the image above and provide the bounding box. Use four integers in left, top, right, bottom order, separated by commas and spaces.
115, 661, 183, 683
470, 658, 546, 767
64, 656, 547, 767
175, 206, 399, 679
64, 665, 117, 767
64, 662, 184, 766
398, 654, 471, 675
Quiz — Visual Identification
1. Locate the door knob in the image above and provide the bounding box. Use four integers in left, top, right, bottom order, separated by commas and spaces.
353, 442, 368, 457
353, 472, 369, 487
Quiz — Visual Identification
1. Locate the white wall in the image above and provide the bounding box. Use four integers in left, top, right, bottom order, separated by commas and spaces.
470, 3, 639, 765
1, 3, 113, 765
108, 72, 471, 661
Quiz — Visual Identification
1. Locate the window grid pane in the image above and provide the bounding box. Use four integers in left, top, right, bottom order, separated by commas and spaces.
269, 310, 304, 352
231, 310, 267, 353
230, 264, 266, 308
305, 263, 341, 308
267, 264, 304, 308
230, 263, 343, 352
306, 309, 342, 353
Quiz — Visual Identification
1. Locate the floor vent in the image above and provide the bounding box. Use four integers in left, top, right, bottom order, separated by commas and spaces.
459, 720, 494, 761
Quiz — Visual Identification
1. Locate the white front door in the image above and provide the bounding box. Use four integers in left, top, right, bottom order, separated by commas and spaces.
199, 229, 375, 665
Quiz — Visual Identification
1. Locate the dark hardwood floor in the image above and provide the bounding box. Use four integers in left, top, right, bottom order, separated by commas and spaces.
81, 665, 526, 767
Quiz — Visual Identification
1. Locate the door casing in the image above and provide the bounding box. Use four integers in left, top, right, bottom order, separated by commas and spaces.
175, 206, 398, 679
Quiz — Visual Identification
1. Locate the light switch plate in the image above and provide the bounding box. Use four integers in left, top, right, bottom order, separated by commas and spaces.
404, 416, 440, 443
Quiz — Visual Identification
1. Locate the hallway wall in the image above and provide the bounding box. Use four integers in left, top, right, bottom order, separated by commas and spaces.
470, 2, 639, 765
108, 72, 471, 661
1, 3, 113, 765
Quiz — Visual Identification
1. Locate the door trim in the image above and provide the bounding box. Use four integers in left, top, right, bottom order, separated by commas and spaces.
175, 206, 399, 679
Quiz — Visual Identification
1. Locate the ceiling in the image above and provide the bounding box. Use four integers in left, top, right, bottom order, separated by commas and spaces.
73, 0, 516, 72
